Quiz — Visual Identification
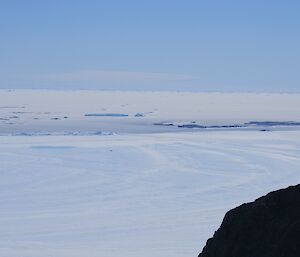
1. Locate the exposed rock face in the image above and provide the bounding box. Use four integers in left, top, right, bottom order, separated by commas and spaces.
199, 184, 300, 257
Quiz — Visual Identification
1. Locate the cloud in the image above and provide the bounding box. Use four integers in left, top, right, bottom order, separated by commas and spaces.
45, 70, 197, 83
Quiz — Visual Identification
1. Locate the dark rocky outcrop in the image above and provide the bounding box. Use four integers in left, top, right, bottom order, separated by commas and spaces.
198, 184, 300, 257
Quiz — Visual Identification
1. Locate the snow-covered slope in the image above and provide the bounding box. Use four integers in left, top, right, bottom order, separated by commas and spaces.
1, 90, 300, 257
1, 131, 300, 257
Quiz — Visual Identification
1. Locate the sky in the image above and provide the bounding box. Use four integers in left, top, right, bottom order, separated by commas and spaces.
0, 0, 300, 92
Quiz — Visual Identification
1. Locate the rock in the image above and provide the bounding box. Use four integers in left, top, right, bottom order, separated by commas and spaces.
134, 113, 144, 117
198, 184, 300, 257
153, 122, 174, 126
178, 124, 206, 128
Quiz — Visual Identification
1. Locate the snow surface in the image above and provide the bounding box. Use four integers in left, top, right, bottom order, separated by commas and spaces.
1, 131, 300, 257
1, 90, 300, 257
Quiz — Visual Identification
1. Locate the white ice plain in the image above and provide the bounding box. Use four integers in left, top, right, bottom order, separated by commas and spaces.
1, 90, 300, 134
1, 90, 300, 257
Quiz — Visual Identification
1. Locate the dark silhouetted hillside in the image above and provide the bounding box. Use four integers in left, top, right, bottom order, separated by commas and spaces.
199, 184, 300, 257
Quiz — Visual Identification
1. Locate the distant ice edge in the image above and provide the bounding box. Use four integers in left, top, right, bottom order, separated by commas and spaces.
0, 131, 115, 136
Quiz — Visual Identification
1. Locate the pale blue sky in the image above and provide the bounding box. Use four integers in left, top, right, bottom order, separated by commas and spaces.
1, 0, 300, 92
